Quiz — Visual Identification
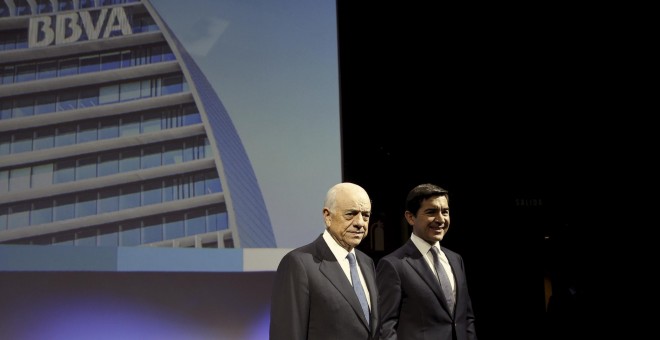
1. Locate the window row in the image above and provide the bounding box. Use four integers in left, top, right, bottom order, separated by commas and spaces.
1, 1, 140, 18
1, 73, 187, 120
0, 43, 175, 85
0, 104, 201, 156
3, 205, 229, 247
0, 136, 211, 193
0, 170, 222, 230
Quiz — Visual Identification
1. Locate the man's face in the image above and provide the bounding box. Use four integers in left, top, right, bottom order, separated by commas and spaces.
407, 195, 450, 244
324, 187, 371, 251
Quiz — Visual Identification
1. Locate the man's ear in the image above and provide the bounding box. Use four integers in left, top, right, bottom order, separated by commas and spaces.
404, 211, 415, 226
323, 208, 331, 227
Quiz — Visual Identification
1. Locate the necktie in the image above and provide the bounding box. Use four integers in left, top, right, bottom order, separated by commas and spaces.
431, 246, 455, 314
347, 252, 370, 325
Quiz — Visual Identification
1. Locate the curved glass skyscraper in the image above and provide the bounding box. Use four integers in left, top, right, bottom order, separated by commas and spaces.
0, 0, 275, 249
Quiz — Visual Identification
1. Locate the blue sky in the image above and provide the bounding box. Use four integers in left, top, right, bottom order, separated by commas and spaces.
151, 0, 342, 248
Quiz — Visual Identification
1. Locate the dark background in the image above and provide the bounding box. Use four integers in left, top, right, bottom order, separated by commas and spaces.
336, 2, 604, 339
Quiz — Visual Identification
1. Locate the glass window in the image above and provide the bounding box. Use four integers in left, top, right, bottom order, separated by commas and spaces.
207, 206, 228, 232
183, 110, 202, 125
0, 135, 8, 155
11, 131, 32, 153
1, 66, 15, 85
76, 192, 97, 217
37, 61, 57, 79
101, 52, 121, 71
34, 128, 54, 150
8, 203, 30, 229
163, 178, 177, 202
54, 159, 75, 184
98, 153, 119, 177
75, 228, 97, 246
9, 167, 30, 191
164, 214, 184, 239
142, 216, 163, 243
150, 45, 162, 63
119, 149, 140, 172
141, 145, 161, 169
55, 125, 76, 146
121, 50, 132, 68
140, 79, 152, 98
1, 100, 12, 120
99, 118, 119, 139
183, 140, 196, 162
119, 185, 140, 210
16, 63, 36, 82
79, 0, 95, 9
76, 156, 97, 180
99, 84, 119, 104
99, 225, 119, 247
120, 81, 140, 101
79, 55, 100, 74
31, 199, 53, 225
57, 92, 78, 111
141, 111, 161, 133
54, 196, 75, 221
98, 188, 119, 213
77, 121, 98, 143
13, 97, 34, 117
59, 58, 78, 77
36, 94, 57, 115
162, 45, 175, 61
32, 163, 53, 188
142, 181, 162, 206
58, 0, 73, 11
163, 142, 182, 165
78, 88, 99, 108
186, 209, 206, 235
15, 0, 31, 15
120, 220, 141, 246
36, 0, 53, 13
161, 74, 183, 95
0, 170, 8, 193
0, 206, 7, 230
206, 172, 222, 193
193, 173, 205, 197
120, 115, 140, 136
16, 32, 29, 50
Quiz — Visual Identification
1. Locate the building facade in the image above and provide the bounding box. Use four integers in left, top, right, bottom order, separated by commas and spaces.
0, 0, 275, 248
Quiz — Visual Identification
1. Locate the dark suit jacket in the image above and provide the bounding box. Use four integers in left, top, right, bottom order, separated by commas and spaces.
270, 234, 379, 340
376, 239, 477, 340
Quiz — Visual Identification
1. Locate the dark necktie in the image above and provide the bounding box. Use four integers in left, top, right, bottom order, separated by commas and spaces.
347, 252, 370, 325
431, 246, 455, 314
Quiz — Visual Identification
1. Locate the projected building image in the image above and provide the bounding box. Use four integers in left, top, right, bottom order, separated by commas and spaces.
0, 0, 275, 249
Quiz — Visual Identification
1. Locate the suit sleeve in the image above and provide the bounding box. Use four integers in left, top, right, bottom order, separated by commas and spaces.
270, 253, 310, 340
376, 257, 401, 340
459, 257, 478, 340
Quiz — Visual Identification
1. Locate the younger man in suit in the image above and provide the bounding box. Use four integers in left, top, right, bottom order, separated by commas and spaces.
376, 183, 477, 340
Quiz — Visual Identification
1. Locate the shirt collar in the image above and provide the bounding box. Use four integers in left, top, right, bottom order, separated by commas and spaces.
411, 232, 440, 255
323, 229, 352, 261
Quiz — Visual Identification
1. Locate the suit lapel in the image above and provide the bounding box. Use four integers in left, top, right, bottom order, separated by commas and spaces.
315, 237, 370, 329
403, 240, 452, 314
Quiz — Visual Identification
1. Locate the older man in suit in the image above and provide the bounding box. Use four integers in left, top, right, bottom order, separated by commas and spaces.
376, 183, 477, 340
270, 182, 378, 340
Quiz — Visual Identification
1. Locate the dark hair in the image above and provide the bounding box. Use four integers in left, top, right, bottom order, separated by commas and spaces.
405, 183, 449, 216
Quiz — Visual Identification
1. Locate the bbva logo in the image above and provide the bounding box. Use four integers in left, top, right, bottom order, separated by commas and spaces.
29, 7, 132, 48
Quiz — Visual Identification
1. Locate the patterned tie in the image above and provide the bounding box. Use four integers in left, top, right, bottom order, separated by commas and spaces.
347, 252, 370, 325
431, 246, 455, 314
